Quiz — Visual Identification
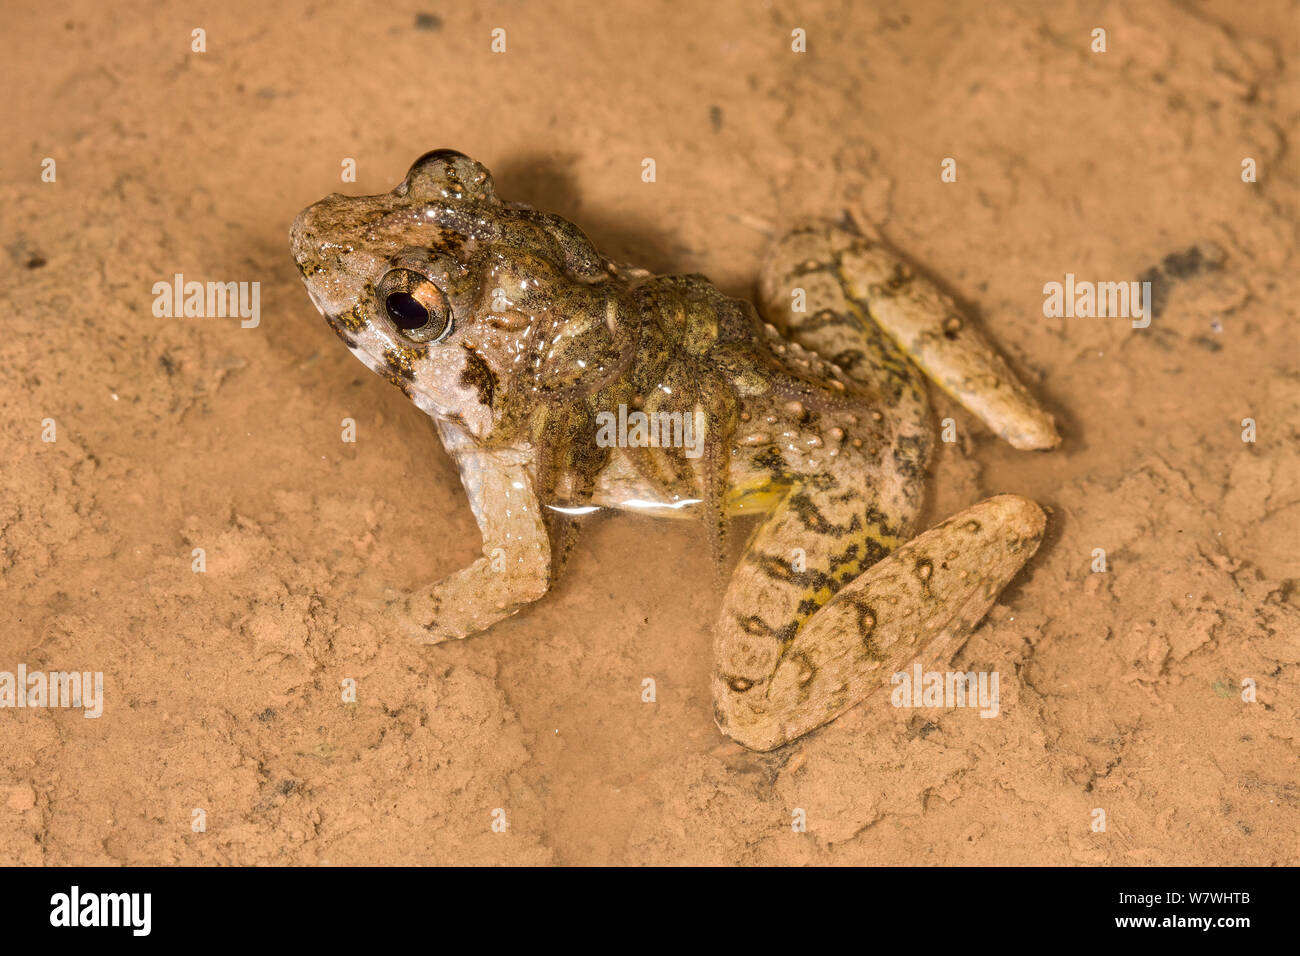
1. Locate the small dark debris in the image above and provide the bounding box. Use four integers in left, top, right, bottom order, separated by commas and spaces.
1163, 245, 1207, 279
256, 707, 275, 722
278, 779, 297, 796
415, 12, 442, 30
26, 255, 46, 269
1193, 336, 1222, 352
1138, 266, 1171, 320
709, 105, 724, 132
1138, 243, 1226, 319
159, 354, 177, 376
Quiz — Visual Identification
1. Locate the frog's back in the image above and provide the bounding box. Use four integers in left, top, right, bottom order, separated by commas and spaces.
584, 264, 929, 523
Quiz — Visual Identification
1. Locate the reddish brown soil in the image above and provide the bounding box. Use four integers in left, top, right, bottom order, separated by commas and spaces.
2, 0, 1296, 864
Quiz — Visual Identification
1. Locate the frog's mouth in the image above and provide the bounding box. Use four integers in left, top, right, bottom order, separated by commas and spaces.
300, 284, 329, 318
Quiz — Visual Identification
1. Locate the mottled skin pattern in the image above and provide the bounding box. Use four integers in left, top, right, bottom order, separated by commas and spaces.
290, 150, 1060, 751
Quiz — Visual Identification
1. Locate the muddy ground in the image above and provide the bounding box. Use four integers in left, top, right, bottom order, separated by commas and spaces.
1, 0, 1296, 864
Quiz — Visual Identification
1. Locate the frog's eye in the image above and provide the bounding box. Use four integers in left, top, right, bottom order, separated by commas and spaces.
376, 268, 453, 344
402, 149, 495, 202
385, 292, 428, 329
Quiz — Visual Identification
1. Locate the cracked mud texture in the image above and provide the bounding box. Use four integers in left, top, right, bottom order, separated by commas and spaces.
1, 0, 1296, 864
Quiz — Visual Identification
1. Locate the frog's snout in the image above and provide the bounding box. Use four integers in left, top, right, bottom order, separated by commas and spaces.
289, 207, 313, 265
290, 197, 335, 263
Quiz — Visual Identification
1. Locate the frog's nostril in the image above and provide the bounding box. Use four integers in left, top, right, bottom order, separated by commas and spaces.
384, 292, 429, 330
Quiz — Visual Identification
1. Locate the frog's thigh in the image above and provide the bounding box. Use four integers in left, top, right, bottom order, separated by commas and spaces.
713, 494, 1045, 751
763, 224, 1060, 451
712, 478, 904, 650
713, 478, 906, 736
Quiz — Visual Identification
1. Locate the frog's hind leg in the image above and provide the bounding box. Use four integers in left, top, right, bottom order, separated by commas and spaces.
760, 223, 1060, 451
713, 494, 1045, 751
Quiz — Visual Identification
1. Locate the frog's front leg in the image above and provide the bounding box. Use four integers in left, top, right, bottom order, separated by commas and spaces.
713, 493, 1045, 751
389, 445, 552, 645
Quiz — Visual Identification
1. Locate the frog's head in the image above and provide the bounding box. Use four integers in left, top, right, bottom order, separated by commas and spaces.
290, 149, 616, 439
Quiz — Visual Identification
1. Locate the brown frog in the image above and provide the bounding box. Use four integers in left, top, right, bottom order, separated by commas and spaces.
290, 150, 1059, 751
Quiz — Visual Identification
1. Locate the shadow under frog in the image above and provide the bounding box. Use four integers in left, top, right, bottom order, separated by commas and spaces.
290, 149, 1060, 751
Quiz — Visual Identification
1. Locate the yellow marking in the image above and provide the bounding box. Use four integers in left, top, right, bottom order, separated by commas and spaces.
723, 477, 787, 515
338, 304, 367, 332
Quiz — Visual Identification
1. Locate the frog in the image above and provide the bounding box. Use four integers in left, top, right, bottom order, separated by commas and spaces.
290, 149, 1060, 751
